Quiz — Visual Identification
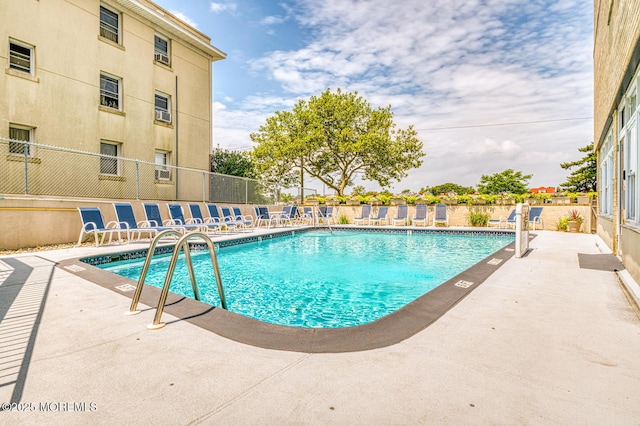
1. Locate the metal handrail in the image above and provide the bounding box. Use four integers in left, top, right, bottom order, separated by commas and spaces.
125, 229, 184, 315
314, 205, 334, 233
147, 232, 227, 330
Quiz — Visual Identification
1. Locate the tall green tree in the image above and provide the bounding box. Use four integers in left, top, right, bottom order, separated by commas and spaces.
559, 143, 596, 192
422, 183, 475, 195
210, 148, 256, 178
477, 169, 532, 194
250, 88, 425, 196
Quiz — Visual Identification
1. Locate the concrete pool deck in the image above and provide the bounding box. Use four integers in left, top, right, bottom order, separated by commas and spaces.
1, 230, 639, 424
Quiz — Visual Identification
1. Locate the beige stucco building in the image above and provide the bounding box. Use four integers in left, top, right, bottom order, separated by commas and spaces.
1, 0, 225, 201
594, 0, 640, 283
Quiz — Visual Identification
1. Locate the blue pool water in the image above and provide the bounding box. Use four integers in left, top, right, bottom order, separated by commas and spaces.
98, 231, 513, 328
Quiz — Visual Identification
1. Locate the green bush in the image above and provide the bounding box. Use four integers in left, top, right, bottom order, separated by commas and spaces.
556, 217, 568, 231
467, 210, 490, 227
338, 214, 350, 224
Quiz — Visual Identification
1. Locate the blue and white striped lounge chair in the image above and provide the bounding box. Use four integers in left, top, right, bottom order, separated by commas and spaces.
369, 206, 389, 226
433, 203, 449, 226
189, 203, 222, 234
77, 207, 123, 247
167, 203, 202, 232
114, 202, 174, 241
392, 204, 408, 226
412, 204, 428, 226
353, 205, 371, 225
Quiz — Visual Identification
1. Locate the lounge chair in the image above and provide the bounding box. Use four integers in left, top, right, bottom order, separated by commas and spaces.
369, 206, 389, 225
353, 204, 371, 225
278, 206, 298, 226
188, 203, 222, 234
300, 206, 314, 225
504, 210, 517, 228
488, 209, 515, 228
167, 203, 202, 232
392, 204, 409, 226
317, 206, 334, 224
232, 206, 254, 229
220, 206, 246, 232
207, 204, 236, 232
412, 204, 428, 226
529, 206, 544, 230
113, 202, 174, 241
433, 203, 449, 226
253, 206, 275, 228
77, 207, 124, 247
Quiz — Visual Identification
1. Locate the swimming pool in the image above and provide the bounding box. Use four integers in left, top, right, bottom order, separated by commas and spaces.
95, 230, 514, 328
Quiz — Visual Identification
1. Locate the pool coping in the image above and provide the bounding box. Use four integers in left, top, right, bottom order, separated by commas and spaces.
58, 226, 519, 353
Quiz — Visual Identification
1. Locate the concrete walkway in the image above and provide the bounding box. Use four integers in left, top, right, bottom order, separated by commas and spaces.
1, 231, 639, 425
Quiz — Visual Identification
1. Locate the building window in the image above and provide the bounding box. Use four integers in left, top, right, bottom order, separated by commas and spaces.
599, 132, 613, 216
8, 125, 34, 156
154, 35, 170, 65
154, 92, 171, 123
9, 40, 33, 74
100, 141, 120, 175
99, 5, 120, 43
155, 151, 171, 180
100, 73, 121, 110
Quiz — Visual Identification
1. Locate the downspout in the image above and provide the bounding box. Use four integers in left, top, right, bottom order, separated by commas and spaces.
175, 75, 179, 200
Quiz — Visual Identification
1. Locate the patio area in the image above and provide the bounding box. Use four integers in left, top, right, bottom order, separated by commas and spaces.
1, 231, 639, 424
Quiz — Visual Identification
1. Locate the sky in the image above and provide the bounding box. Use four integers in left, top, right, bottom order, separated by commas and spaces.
152, 0, 593, 195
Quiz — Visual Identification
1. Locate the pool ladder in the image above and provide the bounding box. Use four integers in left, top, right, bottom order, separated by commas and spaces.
125, 229, 227, 330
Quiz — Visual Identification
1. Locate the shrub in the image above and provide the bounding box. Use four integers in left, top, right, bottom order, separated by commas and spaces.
467, 210, 490, 227
556, 217, 568, 231
338, 214, 350, 224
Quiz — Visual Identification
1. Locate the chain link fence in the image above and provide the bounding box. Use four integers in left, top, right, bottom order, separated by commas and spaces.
0, 138, 316, 203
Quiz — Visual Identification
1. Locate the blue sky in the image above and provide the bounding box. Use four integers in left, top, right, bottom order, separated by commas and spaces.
152, 0, 593, 194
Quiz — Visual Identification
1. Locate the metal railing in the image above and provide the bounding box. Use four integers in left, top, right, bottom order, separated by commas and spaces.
0, 137, 316, 204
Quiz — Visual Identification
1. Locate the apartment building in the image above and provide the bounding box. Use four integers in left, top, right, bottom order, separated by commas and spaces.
594, 0, 640, 283
1, 0, 226, 201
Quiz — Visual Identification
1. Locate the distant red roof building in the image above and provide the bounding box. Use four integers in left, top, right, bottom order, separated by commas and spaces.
530, 186, 557, 194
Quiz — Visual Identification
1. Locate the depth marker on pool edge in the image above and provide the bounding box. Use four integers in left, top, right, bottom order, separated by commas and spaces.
455, 280, 474, 288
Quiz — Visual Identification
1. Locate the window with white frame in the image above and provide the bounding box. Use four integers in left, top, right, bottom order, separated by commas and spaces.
99, 5, 120, 43
600, 132, 613, 216
627, 82, 639, 224
154, 92, 171, 123
9, 40, 33, 74
154, 35, 170, 65
100, 73, 121, 110
154, 150, 171, 180
100, 141, 121, 175
8, 125, 34, 156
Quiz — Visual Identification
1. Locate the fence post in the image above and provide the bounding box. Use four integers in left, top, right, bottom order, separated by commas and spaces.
202, 171, 206, 202
23, 141, 29, 195
135, 160, 140, 199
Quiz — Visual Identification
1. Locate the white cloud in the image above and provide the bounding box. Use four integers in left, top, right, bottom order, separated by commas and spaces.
210, 2, 237, 14
170, 10, 198, 28
221, 0, 593, 190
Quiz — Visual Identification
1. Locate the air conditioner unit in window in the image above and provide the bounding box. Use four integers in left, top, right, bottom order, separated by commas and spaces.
155, 110, 171, 123
155, 169, 171, 180
154, 52, 170, 65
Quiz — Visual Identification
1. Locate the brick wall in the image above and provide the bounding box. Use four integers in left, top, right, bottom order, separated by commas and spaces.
593, 0, 640, 147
